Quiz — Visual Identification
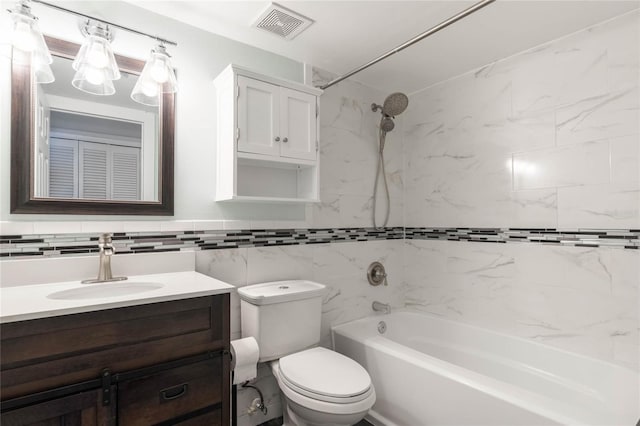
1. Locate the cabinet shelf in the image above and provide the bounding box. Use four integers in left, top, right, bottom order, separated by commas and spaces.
214, 64, 322, 204
217, 195, 320, 204
237, 151, 316, 168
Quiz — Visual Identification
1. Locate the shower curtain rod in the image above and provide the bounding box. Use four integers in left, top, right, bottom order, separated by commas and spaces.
319, 0, 495, 90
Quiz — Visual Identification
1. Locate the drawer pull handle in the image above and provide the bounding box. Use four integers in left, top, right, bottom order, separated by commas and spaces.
160, 383, 189, 401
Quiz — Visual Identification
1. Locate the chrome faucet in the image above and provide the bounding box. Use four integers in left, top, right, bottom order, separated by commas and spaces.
81, 234, 127, 284
372, 301, 391, 314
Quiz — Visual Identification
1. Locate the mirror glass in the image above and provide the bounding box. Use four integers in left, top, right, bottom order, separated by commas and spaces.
33, 55, 159, 202
11, 36, 174, 215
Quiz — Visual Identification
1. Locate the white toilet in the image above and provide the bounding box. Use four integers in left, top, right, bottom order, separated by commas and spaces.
238, 280, 375, 426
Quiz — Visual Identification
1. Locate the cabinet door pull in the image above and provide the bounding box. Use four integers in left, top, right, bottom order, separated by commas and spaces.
275, 137, 280, 141
282, 137, 288, 143
160, 383, 189, 401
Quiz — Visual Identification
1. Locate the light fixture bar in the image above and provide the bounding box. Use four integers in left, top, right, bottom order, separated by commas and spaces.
30, 0, 178, 47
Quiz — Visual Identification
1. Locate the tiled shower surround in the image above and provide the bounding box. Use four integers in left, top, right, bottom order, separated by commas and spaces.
403, 10, 639, 230
401, 10, 639, 373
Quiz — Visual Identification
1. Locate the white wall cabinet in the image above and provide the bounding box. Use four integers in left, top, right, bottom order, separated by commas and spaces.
214, 65, 322, 203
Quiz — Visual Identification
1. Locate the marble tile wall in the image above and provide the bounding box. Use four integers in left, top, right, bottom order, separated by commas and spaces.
195, 240, 404, 425
402, 11, 640, 369
404, 240, 638, 370
403, 10, 639, 229
311, 68, 404, 228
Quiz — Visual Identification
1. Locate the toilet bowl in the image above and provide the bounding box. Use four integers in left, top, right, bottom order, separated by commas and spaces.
238, 280, 376, 426
271, 347, 376, 426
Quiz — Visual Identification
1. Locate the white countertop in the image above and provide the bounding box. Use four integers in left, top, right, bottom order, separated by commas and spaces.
0, 271, 234, 323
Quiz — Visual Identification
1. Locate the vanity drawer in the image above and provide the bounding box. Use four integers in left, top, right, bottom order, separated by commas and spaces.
118, 357, 222, 426
1, 294, 230, 399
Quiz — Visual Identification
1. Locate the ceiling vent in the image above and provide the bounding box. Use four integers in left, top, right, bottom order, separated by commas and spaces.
253, 3, 313, 40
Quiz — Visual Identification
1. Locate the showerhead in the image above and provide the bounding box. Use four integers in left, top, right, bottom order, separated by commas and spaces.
382, 92, 409, 117
380, 116, 395, 132
372, 91, 408, 134
371, 92, 409, 119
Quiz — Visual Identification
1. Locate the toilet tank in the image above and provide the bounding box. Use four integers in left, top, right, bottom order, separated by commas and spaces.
238, 280, 326, 362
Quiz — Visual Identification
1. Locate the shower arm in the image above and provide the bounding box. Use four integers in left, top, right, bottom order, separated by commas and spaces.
319, 0, 495, 90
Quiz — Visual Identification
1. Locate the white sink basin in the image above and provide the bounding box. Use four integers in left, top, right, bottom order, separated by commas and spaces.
48, 282, 165, 300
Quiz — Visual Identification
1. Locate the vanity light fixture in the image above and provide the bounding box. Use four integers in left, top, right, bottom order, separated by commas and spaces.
14, 0, 179, 99
131, 43, 178, 106
8, 0, 54, 83
71, 21, 120, 96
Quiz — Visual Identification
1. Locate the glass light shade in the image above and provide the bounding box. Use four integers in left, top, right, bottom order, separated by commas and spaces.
33, 56, 55, 84
130, 74, 160, 106
72, 64, 115, 95
72, 34, 121, 81
11, 11, 52, 66
131, 45, 177, 106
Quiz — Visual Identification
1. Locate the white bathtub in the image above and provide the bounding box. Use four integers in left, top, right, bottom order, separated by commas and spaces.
332, 311, 639, 426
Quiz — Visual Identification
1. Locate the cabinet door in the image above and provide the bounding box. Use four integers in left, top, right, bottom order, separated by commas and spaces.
0, 388, 115, 426
279, 87, 317, 161
237, 76, 280, 156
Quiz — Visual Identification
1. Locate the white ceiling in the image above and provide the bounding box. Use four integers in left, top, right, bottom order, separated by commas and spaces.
126, 0, 639, 93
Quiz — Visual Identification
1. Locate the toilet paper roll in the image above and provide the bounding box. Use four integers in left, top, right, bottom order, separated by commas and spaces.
230, 337, 259, 385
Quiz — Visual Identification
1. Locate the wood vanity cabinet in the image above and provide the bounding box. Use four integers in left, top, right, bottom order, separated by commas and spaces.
0, 294, 230, 425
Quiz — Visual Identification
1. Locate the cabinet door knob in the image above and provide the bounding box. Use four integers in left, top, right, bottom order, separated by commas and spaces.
275, 137, 280, 142
283, 137, 288, 143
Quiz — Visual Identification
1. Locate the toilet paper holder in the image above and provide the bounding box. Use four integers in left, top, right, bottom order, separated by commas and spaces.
230, 337, 259, 385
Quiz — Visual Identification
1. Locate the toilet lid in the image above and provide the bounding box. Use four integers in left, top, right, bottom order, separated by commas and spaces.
278, 347, 371, 399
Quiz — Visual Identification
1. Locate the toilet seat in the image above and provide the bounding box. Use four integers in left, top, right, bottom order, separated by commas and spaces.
276, 347, 374, 404
272, 357, 376, 416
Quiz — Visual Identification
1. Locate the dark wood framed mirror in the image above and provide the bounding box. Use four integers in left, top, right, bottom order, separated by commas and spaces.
10, 36, 174, 215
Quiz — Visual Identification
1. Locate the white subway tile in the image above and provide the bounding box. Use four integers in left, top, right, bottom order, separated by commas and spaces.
556, 87, 639, 146
223, 220, 251, 231
610, 134, 640, 186
246, 245, 314, 285
0, 222, 34, 236
192, 220, 225, 231
249, 220, 309, 230
159, 221, 195, 232
32, 221, 83, 235
121, 221, 164, 233
81, 221, 125, 234
554, 38, 609, 107
513, 141, 610, 190
557, 183, 640, 229
510, 44, 559, 114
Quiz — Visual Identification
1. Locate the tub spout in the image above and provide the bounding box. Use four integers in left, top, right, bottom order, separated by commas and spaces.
372, 301, 391, 314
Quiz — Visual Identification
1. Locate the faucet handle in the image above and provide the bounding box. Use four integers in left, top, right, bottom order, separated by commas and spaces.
98, 233, 115, 254
98, 233, 113, 244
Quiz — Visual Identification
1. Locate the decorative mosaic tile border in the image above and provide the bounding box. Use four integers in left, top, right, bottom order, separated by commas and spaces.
1, 226, 638, 259
405, 228, 640, 249
0, 227, 404, 259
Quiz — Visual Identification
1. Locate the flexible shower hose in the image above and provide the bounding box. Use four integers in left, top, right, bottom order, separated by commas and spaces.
372, 126, 390, 230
